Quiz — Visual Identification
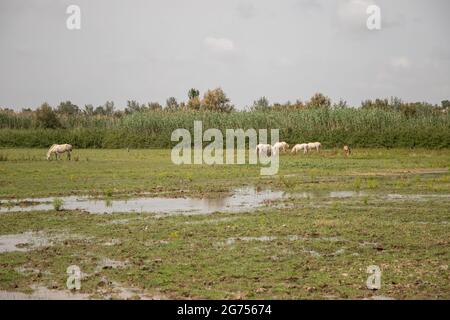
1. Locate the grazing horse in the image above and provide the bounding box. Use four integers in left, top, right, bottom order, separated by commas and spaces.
307, 142, 322, 152
291, 143, 308, 155
272, 142, 289, 155
343, 145, 351, 157
47, 144, 73, 160
256, 144, 273, 158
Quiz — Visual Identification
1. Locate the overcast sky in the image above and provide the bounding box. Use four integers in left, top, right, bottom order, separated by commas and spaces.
1, 0, 449, 110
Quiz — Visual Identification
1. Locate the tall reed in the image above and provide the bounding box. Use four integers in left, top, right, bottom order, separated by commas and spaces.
0, 108, 448, 148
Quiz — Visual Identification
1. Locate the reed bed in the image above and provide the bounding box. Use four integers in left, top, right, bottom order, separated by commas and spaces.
0, 108, 448, 148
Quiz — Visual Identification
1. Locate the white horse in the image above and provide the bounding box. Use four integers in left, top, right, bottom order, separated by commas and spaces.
291, 143, 308, 155
307, 142, 322, 152
256, 144, 273, 157
343, 145, 351, 157
47, 144, 73, 160
272, 142, 289, 155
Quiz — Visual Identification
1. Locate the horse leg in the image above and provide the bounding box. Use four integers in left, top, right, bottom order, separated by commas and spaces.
67, 151, 71, 160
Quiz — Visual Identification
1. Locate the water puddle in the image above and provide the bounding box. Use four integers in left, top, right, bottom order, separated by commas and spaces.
2, 188, 447, 215
0, 231, 94, 253
329, 191, 364, 198
0, 187, 286, 215
0, 188, 366, 215
97, 281, 163, 300
0, 284, 161, 300
0, 232, 50, 253
0, 286, 90, 300
386, 194, 450, 201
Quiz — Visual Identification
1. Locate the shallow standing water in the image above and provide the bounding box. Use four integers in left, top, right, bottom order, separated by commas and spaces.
1, 188, 447, 215
0, 187, 286, 215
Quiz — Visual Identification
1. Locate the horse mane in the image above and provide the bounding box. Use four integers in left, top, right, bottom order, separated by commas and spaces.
47, 144, 57, 157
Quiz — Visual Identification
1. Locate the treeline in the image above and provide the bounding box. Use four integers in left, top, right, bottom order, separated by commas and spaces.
0, 89, 449, 149
0, 87, 234, 129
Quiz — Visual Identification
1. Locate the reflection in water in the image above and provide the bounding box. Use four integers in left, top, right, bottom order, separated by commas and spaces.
3, 188, 443, 215
104, 199, 113, 208
0, 187, 286, 215
199, 197, 227, 211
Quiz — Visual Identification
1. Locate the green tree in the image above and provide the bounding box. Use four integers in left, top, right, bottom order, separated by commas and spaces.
166, 97, 179, 110
104, 101, 115, 115
188, 88, 200, 100
36, 103, 60, 128
126, 100, 142, 114
333, 99, 348, 109
84, 104, 94, 116
186, 88, 201, 110
56, 101, 80, 115
94, 106, 106, 115
251, 97, 270, 111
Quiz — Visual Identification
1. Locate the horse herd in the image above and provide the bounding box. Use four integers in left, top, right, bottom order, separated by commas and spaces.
256, 142, 351, 157
46, 143, 351, 160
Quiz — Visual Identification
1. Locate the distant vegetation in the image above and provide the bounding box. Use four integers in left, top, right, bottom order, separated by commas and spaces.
0, 89, 449, 148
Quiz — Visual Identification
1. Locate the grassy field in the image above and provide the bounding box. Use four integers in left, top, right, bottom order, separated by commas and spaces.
0, 148, 449, 299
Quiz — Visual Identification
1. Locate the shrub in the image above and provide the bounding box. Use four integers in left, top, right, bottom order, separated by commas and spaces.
36, 103, 60, 129
52, 198, 64, 211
